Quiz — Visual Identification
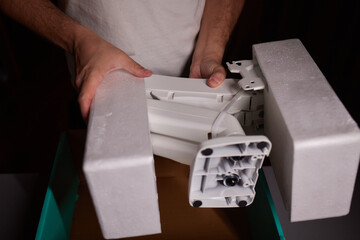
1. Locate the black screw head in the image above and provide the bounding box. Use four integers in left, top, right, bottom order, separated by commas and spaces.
201, 148, 213, 156
237, 200, 247, 207
193, 200, 202, 208
223, 174, 240, 187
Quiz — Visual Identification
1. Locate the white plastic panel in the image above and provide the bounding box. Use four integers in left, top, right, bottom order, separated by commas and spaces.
147, 99, 245, 143
255, 39, 360, 221
144, 75, 240, 111
189, 136, 271, 208
83, 70, 161, 239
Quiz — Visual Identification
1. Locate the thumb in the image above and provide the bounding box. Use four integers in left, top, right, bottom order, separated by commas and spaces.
122, 56, 152, 78
207, 65, 226, 88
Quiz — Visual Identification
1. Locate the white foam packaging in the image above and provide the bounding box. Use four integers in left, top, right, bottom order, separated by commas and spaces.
83, 70, 161, 239
255, 39, 360, 221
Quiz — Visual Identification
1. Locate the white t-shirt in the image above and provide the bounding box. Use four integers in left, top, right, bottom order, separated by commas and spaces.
60, 0, 205, 76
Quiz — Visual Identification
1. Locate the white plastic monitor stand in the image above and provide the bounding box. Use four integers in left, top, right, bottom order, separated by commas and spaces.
146, 60, 271, 208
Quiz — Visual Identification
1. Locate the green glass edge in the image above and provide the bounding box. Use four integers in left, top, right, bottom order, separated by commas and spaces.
35, 187, 52, 240
35, 133, 77, 240
260, 169, 285, 240
35, 133, 66, 240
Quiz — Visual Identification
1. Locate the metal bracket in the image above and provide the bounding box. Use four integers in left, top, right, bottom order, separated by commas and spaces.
226, 60, 265, 91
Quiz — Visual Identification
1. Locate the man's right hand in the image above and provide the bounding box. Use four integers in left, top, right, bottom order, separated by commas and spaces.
74, 30, 152, 121
0, 0, 152, 122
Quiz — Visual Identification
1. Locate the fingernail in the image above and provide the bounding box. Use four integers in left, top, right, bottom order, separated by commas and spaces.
142, 69, 152, 75
210, 76, 220, 83
209, 77, 220, 87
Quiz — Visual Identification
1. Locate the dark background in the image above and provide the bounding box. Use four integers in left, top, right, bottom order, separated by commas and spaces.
0, 0, 359, 239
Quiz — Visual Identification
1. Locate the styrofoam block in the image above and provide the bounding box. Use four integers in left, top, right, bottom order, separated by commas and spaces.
83, 70, 161, 239
254, 39, 360, 221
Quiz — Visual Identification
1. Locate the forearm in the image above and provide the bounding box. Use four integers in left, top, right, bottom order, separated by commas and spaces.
193, 0, 244, 62
0, 0, 92, 54
0, 0, 152, 121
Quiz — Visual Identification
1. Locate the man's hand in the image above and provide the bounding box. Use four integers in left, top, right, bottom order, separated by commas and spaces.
190, 0, 244, 88
0, 0, 152, 121
74, 30, 152, 120
190, 59, 226, 88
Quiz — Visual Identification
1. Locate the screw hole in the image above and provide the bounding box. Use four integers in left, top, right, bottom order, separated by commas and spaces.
223, 174, 240, 187
257, 142, 269, 150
